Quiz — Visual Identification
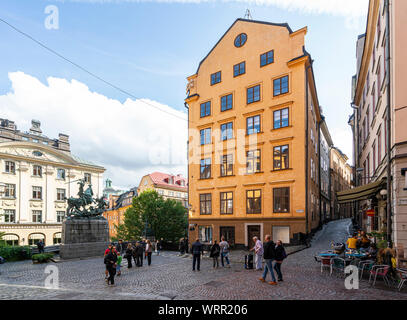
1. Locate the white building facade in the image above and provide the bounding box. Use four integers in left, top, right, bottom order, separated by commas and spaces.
0, 120, 105, 246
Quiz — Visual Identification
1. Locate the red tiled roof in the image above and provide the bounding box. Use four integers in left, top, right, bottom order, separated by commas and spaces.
148, 172, 188, 191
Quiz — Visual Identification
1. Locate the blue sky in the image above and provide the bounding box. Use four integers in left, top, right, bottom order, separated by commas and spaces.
0, 0, 368, 188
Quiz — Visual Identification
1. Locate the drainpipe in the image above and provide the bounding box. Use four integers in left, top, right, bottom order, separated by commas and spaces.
385, 0, 392, 248
184, 102, 190, 241
305, 64, 312, 239
318, 119, 322, 227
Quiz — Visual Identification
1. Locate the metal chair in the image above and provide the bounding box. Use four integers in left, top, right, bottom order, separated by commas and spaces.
369, 265, 391, 287
358, 260, 376, 280
320, 257, 332, 273
330, 257, 346, 277
396, 268, 407, 292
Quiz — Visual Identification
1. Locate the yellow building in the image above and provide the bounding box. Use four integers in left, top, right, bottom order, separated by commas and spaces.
103, 188, 137, 239
185, 18, 322, 248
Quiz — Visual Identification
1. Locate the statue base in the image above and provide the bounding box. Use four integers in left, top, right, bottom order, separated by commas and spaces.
60, 219, 109, 260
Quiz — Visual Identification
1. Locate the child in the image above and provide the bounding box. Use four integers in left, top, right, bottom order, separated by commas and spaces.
116, 251, 122, 276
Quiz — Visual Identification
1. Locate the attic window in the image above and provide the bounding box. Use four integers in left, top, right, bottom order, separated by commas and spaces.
234, 33, 247, 48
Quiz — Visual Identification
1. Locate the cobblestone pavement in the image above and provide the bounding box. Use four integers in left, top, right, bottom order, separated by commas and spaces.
0, 219, 406, 300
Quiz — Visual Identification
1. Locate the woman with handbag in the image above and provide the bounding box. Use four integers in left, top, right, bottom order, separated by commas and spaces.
210, 240, 221, 269
145, 239, 153, 266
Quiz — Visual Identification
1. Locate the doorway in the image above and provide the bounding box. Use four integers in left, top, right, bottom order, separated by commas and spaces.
247, 225, 261, 249
219, 227, 235, 247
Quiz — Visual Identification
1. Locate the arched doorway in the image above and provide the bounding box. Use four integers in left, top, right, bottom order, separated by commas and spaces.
53, 232, 62, 244
1, 234, 19, 246
28, 233, 45, 246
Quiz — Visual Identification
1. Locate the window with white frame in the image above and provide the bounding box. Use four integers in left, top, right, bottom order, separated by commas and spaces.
3, 209, 15, 223
84, 173, 91, 184
33, 165, 42, 177
32, 210, 42, 223
4, 184, 15, 198
5, 161, 15, 174
57, 168, 66, 180
57, 211, 65, 223
198, 226, 213, 243
32, 186, 42, 200
57, 188, 66, 201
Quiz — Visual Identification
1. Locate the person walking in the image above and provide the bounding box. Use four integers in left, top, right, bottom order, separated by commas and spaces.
104, 248, 118, 286
136, 242, 144, 267
117, 239, 126, 255
156, 239, 163, 256
179, 238, 185, 255
259, 235, 277, 285
250, 236, 264, 271
104, 243, 114, 279
116, 250, 122, 276
273, 240, 287, 282
191, 238, 203, 271
219, 237, 231, 268
125, 243, 134, 268
146, 240, 153, 266
37, 239, 45, 254
210, 240, 220, 269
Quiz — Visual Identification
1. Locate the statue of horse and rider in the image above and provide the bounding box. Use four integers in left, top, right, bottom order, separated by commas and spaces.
65, 179, 107, 219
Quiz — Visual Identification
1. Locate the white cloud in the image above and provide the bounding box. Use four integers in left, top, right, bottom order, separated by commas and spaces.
330, 127, 354, 165
57, 0, 369, 18
0, 71, 188, 189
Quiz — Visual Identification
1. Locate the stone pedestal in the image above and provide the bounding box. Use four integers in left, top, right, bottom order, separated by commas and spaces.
59, 219, 109, 260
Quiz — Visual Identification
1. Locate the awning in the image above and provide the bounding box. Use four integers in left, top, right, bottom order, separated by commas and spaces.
336, 178, 387, 204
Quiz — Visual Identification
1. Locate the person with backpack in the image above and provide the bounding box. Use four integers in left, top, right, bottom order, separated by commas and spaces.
273, 240, 287, 282
219, 236, 231, 268
259, 235, 277, 285
210, 240, 220, 269
104, 248, 118, 286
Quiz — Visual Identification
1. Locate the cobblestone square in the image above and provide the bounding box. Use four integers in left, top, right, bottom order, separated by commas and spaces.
0, 220, 406, 300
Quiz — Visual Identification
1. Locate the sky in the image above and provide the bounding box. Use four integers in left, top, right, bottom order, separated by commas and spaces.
0, 0, 368, 190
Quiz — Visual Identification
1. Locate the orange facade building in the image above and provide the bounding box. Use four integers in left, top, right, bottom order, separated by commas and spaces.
185, 19, 323, 248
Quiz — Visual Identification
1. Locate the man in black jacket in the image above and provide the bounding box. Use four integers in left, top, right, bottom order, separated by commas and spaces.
104, 249, 118, 286
191, 238, 203, 271
135, 242, 144, 267
259, 235, 277, 285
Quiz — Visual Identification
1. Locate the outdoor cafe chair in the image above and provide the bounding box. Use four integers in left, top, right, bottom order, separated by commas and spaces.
320, 257, 332, 273
396, 268, 407, 292
369, 265, 391, 287
358, 260, 376, 281
330, 257, 346, 277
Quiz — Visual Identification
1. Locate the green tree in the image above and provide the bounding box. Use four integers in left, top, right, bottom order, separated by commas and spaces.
0, 231, 6, 246
116, 190, 187, 242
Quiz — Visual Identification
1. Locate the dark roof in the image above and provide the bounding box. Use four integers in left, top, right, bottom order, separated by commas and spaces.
195, 18, 294, 74
358, 33, 366, 40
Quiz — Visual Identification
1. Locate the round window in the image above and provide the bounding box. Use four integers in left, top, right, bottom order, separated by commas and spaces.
234, 33, 247, 47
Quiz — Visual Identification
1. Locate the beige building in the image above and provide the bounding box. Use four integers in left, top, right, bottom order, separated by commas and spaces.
346, 0, 407, 254
0, 119, 105, 246
138, 172, 188, 207
330, 147, 353, 221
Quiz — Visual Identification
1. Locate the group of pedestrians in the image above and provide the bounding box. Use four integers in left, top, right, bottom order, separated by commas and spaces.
250, 235, 287, 285
103, 239, 160, 286
191, 236, 232, 271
